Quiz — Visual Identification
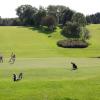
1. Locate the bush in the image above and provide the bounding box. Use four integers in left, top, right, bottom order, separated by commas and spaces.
57, 39, 88, 48
81, 27, 90, 41
61, 22, 81, 38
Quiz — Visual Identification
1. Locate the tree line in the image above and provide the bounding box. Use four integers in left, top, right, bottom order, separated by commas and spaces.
0, 5, 100, 26
86, 13, 100, 24
0, 4, 92, 48
0, 5, 86, 27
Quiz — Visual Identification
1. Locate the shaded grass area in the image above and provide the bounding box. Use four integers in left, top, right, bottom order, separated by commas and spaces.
0, 58, 100, 100
27, 26, 55, 34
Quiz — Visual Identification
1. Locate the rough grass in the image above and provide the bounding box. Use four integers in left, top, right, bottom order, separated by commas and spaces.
0, 58, 100, 100
0, 24, 100, 57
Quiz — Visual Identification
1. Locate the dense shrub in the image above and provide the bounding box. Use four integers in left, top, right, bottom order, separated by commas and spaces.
61, 22, 81, 38
72, 12, 87, 27
57, 39, 88, 48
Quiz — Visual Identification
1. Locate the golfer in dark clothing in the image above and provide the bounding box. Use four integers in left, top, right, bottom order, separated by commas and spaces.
71, 62, 78, 70
13, 73, 23, 82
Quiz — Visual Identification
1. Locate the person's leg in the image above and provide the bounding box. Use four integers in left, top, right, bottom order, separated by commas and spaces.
12, 58, 15, 64
1, 57, 3, 63
19, 73, 22, 79
13, 74, 17, 81
9, 58, 12, 62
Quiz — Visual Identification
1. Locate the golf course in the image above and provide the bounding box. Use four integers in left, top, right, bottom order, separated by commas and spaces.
0, 24, 100, 100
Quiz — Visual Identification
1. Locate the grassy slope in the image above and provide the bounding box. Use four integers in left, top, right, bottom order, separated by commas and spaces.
0, 26, 62, 57
0, 24, 100, 100
0, 24, 100, 57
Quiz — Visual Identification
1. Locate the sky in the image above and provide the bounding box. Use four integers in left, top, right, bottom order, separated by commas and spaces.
0, 0, 100, 18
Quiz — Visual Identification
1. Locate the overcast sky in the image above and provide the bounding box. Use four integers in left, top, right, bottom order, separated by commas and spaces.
0, 0, 100, 18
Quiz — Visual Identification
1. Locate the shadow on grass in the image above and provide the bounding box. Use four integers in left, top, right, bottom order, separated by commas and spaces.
89, 56, 100, 58
55, 97, 78, 100
18, 26, 56, 35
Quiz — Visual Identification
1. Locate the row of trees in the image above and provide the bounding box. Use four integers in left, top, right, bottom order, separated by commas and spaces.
16, 5, 89, 39
0, 5, 100, 26
15, 5, 76, 30
0, 5, 89, 41
0, 5, 74, 28
0, 4, 91, 48
0, 17, 22, 26
86, 13, 100, 24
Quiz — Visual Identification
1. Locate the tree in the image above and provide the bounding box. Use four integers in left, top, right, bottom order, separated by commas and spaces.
56, 5, 67, 24
34, 6, 46, 26
0, 16, 3, 25
61, 22, 81, 38
61, 8, 74, 26
16, 5, 37, 25
86, 16, 91, 24
72, 12, 87, 26
41, 15, 57, 31
71, 13, 89, 41
47, 5, 57, 17
47, 5, 67, 24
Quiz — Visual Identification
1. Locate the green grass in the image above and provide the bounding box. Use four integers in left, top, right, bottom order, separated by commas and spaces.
0, 58, 100, 100
0, 24, 100, 57
0, 24, 100, 100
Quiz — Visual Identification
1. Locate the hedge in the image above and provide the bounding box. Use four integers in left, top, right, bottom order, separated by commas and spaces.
57, 39, 88, 48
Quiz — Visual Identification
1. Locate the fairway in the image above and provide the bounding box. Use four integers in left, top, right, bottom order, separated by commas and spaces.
0, 24, 100, 58
0, 24, 100, 100
0, 58, 100, 100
